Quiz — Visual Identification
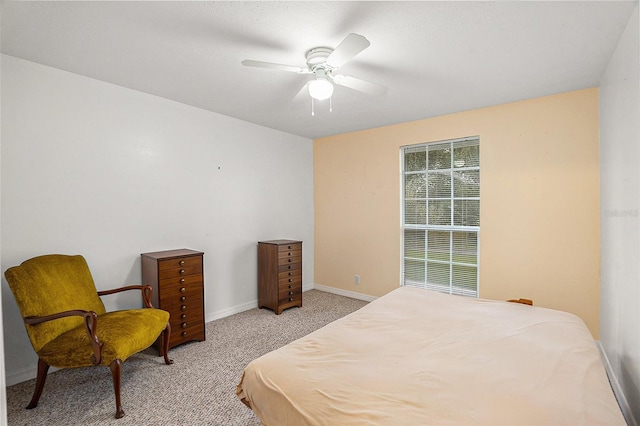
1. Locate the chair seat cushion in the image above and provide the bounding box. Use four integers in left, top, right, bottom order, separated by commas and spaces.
38, 308, 170, 368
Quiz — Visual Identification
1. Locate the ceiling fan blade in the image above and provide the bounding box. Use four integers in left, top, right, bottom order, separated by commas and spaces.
241, 60, 310, 74
331, 74, 387, 97
325, 33, 370, 69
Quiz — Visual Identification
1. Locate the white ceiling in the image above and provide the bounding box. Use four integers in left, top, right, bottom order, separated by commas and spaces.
1, 1, 636, 139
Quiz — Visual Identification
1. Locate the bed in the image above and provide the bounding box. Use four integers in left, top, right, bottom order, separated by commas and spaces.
236, 286, 624, 425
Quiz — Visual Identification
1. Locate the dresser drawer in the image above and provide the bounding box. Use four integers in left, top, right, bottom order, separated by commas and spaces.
169, 307, 204, 328
159, 281, 203, 305
279, 275, 302, 288
277, 243, 302, 252
279, 283, 301, 299
171, 302, 204, 318
278, 249, 302, 260
278, 262, 302, 273
278, 255, 302, 266
159, 274, 202, 289
158, 257, 202, 279
160, 293, 203, 312
278, 269, 302, 280
158, 255, 202, 271
170, 323, 205, 346
279, 292, 302, 305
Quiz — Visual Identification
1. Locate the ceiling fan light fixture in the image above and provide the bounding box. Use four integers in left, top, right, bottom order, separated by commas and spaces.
308, 77, 334, 100
241, 33, 385, 106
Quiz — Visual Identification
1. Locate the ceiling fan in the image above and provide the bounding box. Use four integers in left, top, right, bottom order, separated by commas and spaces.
241, 33, 386, 109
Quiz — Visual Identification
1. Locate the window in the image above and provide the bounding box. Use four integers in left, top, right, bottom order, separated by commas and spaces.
401, 137, 480, 297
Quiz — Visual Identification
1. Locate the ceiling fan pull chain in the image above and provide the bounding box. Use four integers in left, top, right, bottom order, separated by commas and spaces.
329, 97, 333, 113
311, 98, 315, 116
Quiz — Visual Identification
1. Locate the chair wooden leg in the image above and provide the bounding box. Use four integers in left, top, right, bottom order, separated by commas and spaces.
109, 359, 125, 419
163, 323, 174, 365
26, 358, 50, 409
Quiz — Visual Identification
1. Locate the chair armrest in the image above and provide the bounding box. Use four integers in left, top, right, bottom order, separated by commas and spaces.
24, 310, 104, 365
24, 309, 93, 325
98, 285, 154, 308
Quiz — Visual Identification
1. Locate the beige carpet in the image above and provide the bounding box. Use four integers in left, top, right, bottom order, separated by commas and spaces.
5, 290, 368, 425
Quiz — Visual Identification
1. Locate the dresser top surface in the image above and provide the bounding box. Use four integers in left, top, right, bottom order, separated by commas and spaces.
258, 240, 302, 245
141, 248, 204, 259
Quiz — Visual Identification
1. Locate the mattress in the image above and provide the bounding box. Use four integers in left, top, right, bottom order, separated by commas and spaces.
236, 286, 624, 425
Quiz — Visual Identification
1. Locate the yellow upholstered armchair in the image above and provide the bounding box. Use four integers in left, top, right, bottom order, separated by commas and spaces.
4, 254, 174, 419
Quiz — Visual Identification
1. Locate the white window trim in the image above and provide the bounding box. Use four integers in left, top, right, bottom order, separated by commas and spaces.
400, 136, 480, 297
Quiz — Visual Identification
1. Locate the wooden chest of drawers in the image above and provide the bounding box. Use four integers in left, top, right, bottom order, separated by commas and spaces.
141, 249, 205, 354
258, 240, 302, 315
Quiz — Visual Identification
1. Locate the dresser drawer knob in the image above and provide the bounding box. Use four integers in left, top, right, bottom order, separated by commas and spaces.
181, 314, 187, 319
182, 331, 187, 337
179, 269, 186, 275
288, 246, 292, 249
288, 285, 292, 289
180, 278, 185, 284
289, 291, 293, 295
288, 272, 292, 276
288, 279, 292, 282
181, 322, 188, 329
179, 260, 185, 266
180, 296, 186, 302
288, 252, 291, 256
287, 265, 292, 269
288, 298, 293, 302
180, 287, 186, 293
180, 305, 187, 311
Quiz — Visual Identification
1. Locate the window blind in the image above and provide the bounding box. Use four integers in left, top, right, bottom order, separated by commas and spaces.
402, 137, 480, 297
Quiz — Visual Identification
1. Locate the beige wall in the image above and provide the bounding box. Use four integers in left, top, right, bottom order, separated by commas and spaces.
314, 88, 601, 337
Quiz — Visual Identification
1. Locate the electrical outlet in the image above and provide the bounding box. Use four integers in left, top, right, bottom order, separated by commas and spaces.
354, 275, 360, 285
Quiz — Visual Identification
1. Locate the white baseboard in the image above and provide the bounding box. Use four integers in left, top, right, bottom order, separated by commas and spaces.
311, 283, 378, 302
205, 299, 258, 323
597, 341, 638, 426
204, 283, 315, 323
6, 365, 59, 387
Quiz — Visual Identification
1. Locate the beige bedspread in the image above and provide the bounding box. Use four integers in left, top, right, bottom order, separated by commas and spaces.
236, 287, 624, 425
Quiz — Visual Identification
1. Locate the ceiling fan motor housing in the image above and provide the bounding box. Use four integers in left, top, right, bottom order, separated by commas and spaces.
306, 47, 333, 71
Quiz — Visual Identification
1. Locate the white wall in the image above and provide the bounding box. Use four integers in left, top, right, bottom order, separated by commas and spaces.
0, 55, 314, 385
599, 4, 640, 426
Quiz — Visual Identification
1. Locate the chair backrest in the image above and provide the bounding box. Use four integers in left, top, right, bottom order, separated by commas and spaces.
4, 254, 107, 353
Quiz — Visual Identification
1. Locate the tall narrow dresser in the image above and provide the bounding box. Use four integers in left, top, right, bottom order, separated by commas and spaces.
258, 240, 303, 314
141, 249, 205, 354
